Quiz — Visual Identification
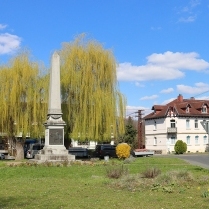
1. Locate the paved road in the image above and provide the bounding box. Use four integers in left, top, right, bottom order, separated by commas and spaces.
171, 154, 209, 169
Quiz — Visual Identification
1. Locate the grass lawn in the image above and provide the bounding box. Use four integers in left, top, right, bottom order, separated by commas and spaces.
0, 157, 209, 209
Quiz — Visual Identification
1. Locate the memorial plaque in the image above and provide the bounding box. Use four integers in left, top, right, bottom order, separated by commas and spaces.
49, 129, 63, 145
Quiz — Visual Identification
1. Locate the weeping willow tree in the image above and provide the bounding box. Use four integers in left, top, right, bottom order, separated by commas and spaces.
0, 52, 48, 159
60, 36, 126, 142
0, 36, 126, 159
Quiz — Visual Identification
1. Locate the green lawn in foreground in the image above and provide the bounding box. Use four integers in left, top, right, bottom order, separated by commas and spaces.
0, 157, 209, 209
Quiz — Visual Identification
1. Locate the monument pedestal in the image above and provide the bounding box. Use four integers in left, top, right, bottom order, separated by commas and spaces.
34, 123, 75, 162
35, 148, 75, 161
34, 118, 75, 162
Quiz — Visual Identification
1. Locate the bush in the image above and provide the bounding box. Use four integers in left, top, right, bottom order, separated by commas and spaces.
106, 164, 128, 179
174, 140, 187, 154
116, 143, 131, 159
156, 170, 194, 185
176, 170, 193, 181
141, 167, 161, 178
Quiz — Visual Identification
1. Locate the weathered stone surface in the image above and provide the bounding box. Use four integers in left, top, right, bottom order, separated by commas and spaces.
35, 52, 75, 162
48, 52, 62, 115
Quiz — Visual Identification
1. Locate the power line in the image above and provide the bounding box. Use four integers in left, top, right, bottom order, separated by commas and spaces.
126, 108, 151, 110
193, 90, 209, 98
126, 112, 138, 117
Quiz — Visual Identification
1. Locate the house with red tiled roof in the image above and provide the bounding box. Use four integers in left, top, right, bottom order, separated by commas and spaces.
143, 94, 209, 154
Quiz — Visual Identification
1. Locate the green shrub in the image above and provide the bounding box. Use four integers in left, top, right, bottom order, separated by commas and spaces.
174, 140, 187, 154
202, 190, 209, 198
116, 143, 131, 159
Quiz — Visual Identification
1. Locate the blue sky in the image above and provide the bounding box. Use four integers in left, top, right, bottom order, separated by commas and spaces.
1, 0, 209, 117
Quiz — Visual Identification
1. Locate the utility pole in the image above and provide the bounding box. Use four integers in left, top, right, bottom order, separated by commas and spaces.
136, 110, 144, 149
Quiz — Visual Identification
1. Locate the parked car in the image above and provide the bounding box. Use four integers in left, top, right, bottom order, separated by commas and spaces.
68, 147, 90, 158
0, 153, 5, 160
131, 149, 154, 157
26, 143, 44, 159
93, 144, 117, 159
24, 138, 39, 157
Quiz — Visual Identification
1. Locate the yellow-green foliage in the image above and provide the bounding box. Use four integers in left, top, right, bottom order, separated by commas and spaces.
116, 143, 131, 159
0, 35, 126, 143
60, 35, 126, 141
0, 52, 48, 138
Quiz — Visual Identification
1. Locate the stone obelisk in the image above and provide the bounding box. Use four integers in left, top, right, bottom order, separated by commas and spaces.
35, 52, 75, 162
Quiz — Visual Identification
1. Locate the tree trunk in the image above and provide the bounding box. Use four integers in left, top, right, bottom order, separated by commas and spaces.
15, 141, 24, 160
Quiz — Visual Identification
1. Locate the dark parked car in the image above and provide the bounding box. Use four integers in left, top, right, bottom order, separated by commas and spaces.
0, 153, 5, 160
68, 147, 90, 158
93, 144, 117, 159
26, 143, 44, 159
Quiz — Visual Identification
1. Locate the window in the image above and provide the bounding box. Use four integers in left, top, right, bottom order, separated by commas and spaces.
170, 120, 175, 128
195, 136, 199, 145
171, 137, 176, 145
186, 119, 190, 129
186, 106, 189, 113
186, 136, 190, 145
154, 137, 157, 145
203, 135, 208, 144
202, 105, 207, 113
154, 121, 157, 130
195, 119, 198, 129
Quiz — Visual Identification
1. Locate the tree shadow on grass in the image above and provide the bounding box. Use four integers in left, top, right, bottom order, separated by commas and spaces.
0, 196, 26, 209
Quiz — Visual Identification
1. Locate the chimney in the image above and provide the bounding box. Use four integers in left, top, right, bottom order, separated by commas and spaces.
177, 94, 183, 102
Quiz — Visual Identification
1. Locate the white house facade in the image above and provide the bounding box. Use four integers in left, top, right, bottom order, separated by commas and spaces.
144, 94, 209, 154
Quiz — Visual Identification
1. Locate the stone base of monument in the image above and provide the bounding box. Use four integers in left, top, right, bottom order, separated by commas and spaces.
32, 146, 75, 162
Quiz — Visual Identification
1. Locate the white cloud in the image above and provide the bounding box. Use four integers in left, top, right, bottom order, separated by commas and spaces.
177, 0, 200, 23
196, 96, 209, 100
177, 82, 209, 94
147, 51, 209, 70
182, 6, 189, 12
117, 51, 209, 81
161, 98, 176, 105
179, 16, 197, 22
117, 62, 184, 81
160, 88, 174, 94
135, 82, 144, 87
190, 0, 200, 8
0, 33, 21, 55
151, 26, 162, 30
140, 95, 158, 100
0, 24, 7, 30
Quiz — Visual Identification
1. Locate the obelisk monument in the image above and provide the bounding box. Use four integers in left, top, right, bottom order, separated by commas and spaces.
35, 52, 75, 161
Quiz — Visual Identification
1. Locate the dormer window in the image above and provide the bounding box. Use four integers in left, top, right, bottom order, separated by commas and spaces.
202, 105, 207, 113
186, 106, 190, 113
